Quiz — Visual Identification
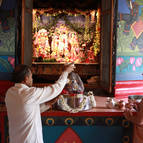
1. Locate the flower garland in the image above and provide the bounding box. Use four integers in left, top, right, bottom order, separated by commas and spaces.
94, 9, 100, 57
58, 91, 96, 113
59, 94, 87, 113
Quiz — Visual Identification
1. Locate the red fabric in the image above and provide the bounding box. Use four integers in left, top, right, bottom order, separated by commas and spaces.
61, 89, 83, 96
115, 80, 143, 86
0, 81, 14, 103
115, 80, 143, 99
0, 113, 5, 143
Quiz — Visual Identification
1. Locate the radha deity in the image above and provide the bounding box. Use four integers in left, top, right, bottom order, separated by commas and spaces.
33, 28, 50, 59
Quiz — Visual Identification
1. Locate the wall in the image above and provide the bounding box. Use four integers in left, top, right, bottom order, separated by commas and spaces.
1, 0, 142, 82
116, 0, 143, 81
0, 0, 17, 80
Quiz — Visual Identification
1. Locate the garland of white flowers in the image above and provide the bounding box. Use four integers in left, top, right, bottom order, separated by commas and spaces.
59, 95, 87, 113
58, 91, 96, 113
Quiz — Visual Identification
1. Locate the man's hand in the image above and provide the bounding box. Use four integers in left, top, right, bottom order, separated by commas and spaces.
125, 100, 139, 111
45, 97, 59, 107
40, 97, 59, 113
64, 63, 75, 74
123, 100, 143, 125
124, 108, 134, 121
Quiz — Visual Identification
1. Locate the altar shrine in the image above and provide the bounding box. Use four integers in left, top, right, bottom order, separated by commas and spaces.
2, 0, 143, 143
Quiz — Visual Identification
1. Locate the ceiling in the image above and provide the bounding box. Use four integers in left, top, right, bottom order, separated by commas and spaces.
33, 0, 101, 10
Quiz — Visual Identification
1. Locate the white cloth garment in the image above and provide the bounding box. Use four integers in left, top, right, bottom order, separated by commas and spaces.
5, 72, 68, 143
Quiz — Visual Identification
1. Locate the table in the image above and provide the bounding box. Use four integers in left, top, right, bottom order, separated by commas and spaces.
0, 96, 133, 143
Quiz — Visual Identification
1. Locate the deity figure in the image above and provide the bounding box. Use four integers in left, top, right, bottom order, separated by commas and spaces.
51, 23, 82, 63
33, 29, 50, 59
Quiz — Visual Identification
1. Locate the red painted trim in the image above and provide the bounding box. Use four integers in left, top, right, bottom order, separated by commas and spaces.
1, 111, 124, 117
41, 111, 124, 117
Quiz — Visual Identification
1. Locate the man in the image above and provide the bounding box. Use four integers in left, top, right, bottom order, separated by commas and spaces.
124, 99, 143, 143
5, 63, 75, 143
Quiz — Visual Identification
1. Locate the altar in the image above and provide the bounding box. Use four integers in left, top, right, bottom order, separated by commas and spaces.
0, 96, 133, 143
0, 0, 136, 142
